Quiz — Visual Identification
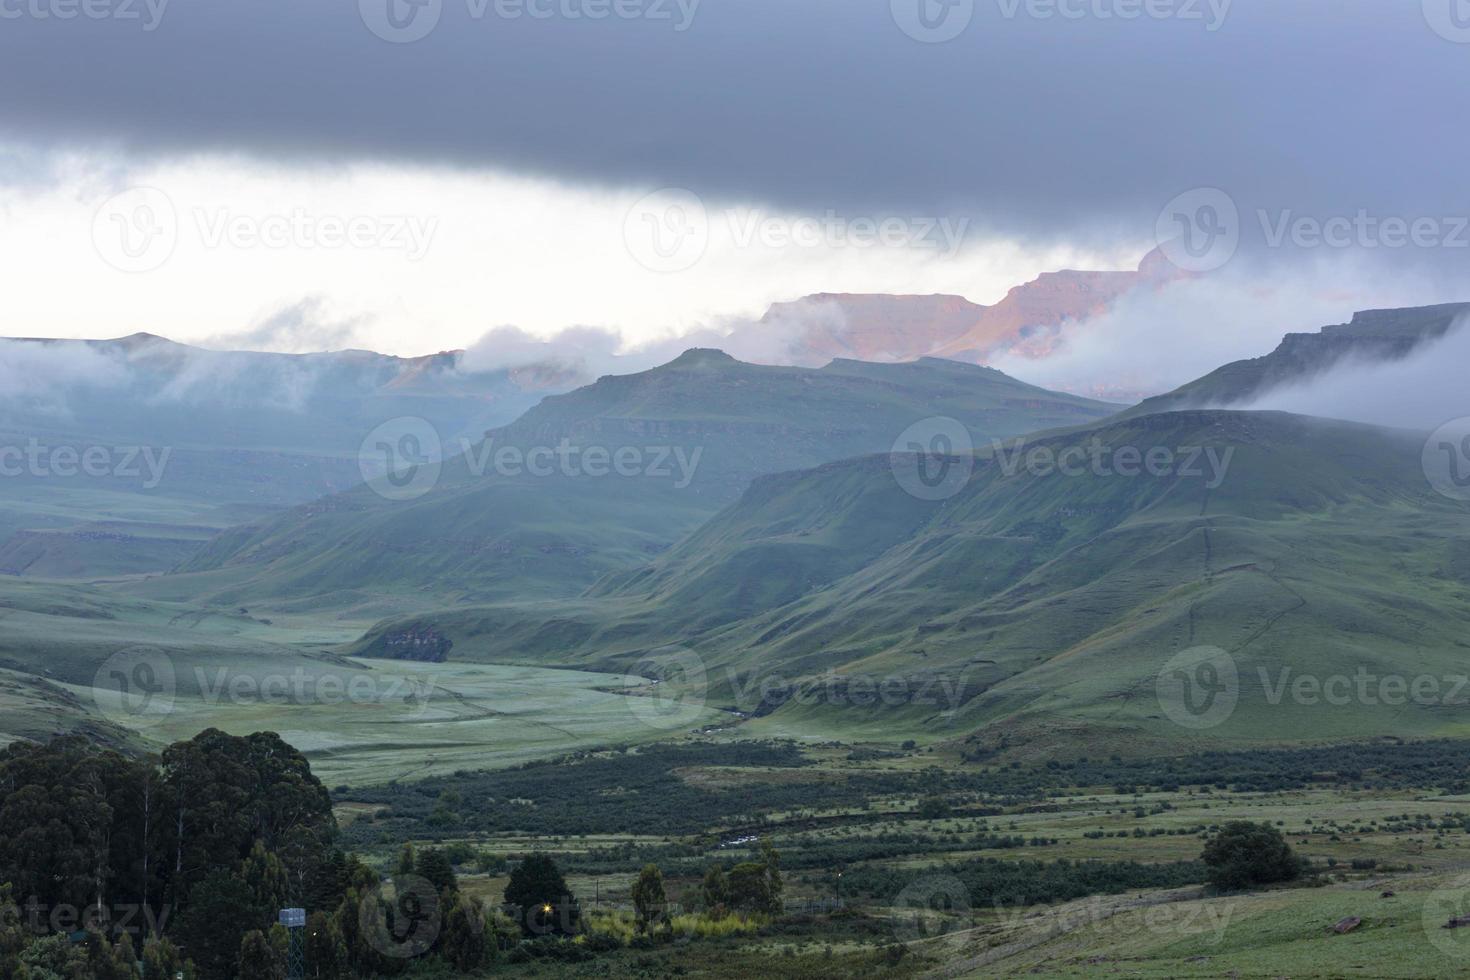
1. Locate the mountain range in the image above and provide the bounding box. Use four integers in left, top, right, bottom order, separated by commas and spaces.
152, 353, 1115, 612
755, 247, 1182, 366
2, 299, 1467, 758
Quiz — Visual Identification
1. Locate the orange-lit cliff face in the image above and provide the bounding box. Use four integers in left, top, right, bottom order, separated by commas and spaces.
755, 248, 1187, 367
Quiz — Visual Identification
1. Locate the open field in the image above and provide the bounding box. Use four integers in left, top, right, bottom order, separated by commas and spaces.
85, 658, 726, 786
0, 578, 728, 782
950, 871, 1470, 978
328, 736, 1470, 977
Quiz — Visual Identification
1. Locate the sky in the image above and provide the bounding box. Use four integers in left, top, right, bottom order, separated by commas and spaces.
1, 0, 1467, 389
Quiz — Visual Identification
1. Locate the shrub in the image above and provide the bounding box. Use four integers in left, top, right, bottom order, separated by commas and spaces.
1201, 821, 1303, 891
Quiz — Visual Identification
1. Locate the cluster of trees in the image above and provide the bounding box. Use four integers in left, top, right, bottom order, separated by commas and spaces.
340, 742, 838, 840
963, 740, 1470, 796
0, 730, 800, 979
842, 855, 1205, 909
697, 838, 783, 920
0, 731, 341, 980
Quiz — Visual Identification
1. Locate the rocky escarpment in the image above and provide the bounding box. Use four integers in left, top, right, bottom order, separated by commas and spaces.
1127, 302, 1470, 416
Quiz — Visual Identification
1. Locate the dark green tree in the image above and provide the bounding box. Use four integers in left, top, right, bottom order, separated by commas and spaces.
174, 868, 260, 980
440, 892, 487, 971
18, 934, 85, 978
141, 935, 190, 980
157, 730, 334, 905
759, 838, 784, 914
700, 865, 730, 917
304, 910, 345, 979
416, 847, 458, 895
241, 840, 291, 915
81, 928, 139, 980
631, 864, 668, 933
1201, 821, 1303, 891
727, 862, 770, 914
238, 929, 285, 980
0, 886, 26, 977
394, 843, 416, 878
503, 854, 578, 936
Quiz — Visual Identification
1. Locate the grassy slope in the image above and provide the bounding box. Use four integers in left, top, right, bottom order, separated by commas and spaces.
163, 352, 1114, 609
0, 335, 555, 579
351, 409, 1470, 753
953, 871, 1470, 978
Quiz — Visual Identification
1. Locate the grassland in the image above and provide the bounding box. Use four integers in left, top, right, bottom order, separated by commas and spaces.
0, 578, 726, 782
333, 737, 1470, 978
94, 658, 726, 786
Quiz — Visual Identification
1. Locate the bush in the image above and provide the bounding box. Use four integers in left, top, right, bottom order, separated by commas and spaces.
1201, 821, 1303, 891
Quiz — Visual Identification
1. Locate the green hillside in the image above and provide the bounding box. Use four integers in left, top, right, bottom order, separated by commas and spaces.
0, 332, 562, 579
163, 351, 1115, 610
352, 409, 1470, 754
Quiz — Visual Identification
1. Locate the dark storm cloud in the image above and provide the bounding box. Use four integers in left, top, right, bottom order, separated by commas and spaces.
1, 0, 1467, 255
